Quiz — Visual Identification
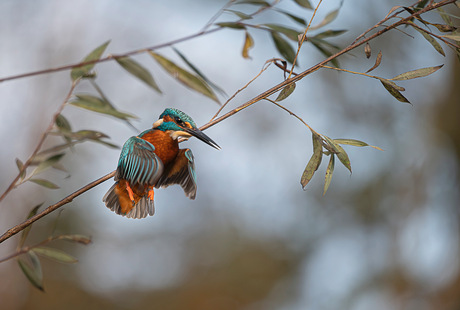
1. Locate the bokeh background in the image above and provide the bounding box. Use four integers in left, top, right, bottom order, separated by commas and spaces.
0, 0, 459, 309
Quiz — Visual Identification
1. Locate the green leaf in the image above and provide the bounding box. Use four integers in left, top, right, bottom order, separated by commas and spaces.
29, 178, 59, 189
310, 9, 340, 30
174, 48, 226, 97
32, 153, 65, 176
323, 154, 335, 195
71, 40, 110, 81
70, 94, 137, 120
242, 31, 254, 59
275, 9, 307, 26
115, 56, 161, 93
294, 0, 313, 9
412, 25, 445, 56
310, 39, 340, 68
380, 80, 410, 104
32, 247, 78, 264
314, 29, 347, 39
216, 22, 246, 29
15, 158, 26, 180
18, 203, 43, 248
57, 234, 92, 245
323, 136, 352, 173
270, 32, 296, 64
334, 139, 383, 151
437, 7, 453, 26
264, 24, 301, 41
149, 52, 220, 104
301, 133, 323, 189
391, 65, 443, 81
55, 114, 72, 133
18, 252, 43, 291
276, 83, 296, 101
236, 0, 270, 6
366, 51, 382, 73
224, 9, 253, 20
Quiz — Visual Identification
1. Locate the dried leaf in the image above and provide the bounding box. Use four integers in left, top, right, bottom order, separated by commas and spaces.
18, 252, 43, 291
16, 158, 26, 181
71, 40, 110, 81
18, 203, 43, 248
364, 43, 371, 58
29, 178, 59, 189
115, 56, 161, 93
380, 80, 410, 104
275, 83, 296, 101
294, 0, 313, 9
70, 94, 136, 120
334, 139, 383, 151
150, 52, 220, 104
271, 32, 296, 64
323, 155, 335, 195
301, 134, 323, 189
442, 33, 460, 41
264, 24, 301, 41
391, 65, 443, 81
242, 31, 254, 59
323, 136, 352, 173
366, 51, 382, 73
412, 25, 446, 56
376, 77, 405, 91
32, 247, 78, 264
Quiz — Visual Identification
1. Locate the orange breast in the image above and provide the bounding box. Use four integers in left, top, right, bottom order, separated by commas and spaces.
140, 130, 179, 165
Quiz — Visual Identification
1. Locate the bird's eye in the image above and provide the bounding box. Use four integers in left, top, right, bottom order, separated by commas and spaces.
175, 117, 184, 126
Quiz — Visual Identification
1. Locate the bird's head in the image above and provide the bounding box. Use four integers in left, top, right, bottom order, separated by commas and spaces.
153, 108, 220, 150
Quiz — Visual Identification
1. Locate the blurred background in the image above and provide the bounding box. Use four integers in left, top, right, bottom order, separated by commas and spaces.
0, 0, 459, 309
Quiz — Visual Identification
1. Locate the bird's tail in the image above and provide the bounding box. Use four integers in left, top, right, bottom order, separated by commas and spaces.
103, 182, 155, 219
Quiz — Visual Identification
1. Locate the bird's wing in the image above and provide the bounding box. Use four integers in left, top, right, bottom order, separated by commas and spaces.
155, 149, 197, 199
116, 136, 164, 186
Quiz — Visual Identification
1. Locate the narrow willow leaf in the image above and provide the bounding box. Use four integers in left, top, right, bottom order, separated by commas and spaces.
294, 0, 313, 9
314, 30, 347, 39
115, 56, 161, 93
416, 0, 429, 8
216, 22, 246, 29
275, 9, 306, 25
391, 65, 443, 81
412, 26, 445, 56
310, 9, 339, 30
70, 94, 137, 120
376, 77, 405, 91
242, 31, 254, 59
442, 33, 460, 41
323, 155, 335, 195
380, 80, 410, 104
264, 24, 301, 41
224, 9, 253, 20
301, 134, 322, 189
71, 40, 110, 81
364, 43, 371, 58
150, 52, 220, 104
275, 83, 296, 101
16, 158, 26, 180
174, 48, 226, 97
334, 139, 383, 151
18, 203, 43, 248
323, 136, 352, 173
271, 32, 296, 64
236, 0, 270, 6
32, 247, 78, 264
437, 7, 453, 26
310, 40, 339, 68
29, 178, 59, 189
18, 252, 43, 291
432, 24, 456, 33
32, 153, 65, 176
366, 51, 382, 73
57, 234, 92, 245
55, 114, 72, 132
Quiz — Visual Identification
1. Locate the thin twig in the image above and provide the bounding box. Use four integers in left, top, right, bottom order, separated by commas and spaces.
0, 80, 78, 204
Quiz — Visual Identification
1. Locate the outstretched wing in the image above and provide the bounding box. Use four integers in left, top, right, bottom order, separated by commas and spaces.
116, 136, 164, 187
155, 149, 197, 199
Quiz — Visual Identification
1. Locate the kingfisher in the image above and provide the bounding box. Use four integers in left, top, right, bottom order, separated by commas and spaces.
103, 108, 220, 219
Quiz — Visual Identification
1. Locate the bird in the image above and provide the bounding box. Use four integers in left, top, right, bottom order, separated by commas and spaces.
103, 108, 220, 219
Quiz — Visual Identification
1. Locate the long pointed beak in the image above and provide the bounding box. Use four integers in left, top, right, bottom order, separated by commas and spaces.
185, 127, 221, 150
